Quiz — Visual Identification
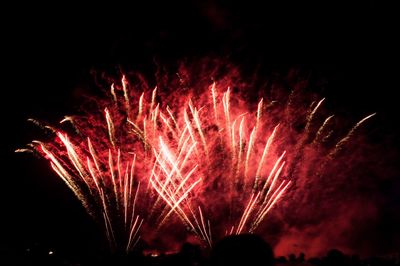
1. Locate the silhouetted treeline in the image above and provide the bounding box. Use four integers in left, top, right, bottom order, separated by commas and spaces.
2, 235, 399, 266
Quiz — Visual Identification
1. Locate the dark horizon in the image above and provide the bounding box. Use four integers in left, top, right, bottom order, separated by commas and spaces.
2, 0, 399, 261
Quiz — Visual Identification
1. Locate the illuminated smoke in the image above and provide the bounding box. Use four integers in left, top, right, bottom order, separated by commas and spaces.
18, 65, 374, 253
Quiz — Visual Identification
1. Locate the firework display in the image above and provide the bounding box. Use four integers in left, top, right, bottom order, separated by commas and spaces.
17, 68, 374, 253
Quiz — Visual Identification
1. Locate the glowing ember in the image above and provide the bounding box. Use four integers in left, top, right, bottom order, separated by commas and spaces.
17, 66, 375, 252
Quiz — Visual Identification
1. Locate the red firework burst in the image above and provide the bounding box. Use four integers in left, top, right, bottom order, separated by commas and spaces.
17, 65, 374, 252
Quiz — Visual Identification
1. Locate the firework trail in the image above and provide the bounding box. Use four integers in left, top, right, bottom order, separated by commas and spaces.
18, 66, 375, 252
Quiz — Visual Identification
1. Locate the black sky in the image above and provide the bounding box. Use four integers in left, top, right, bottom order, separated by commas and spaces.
2, 0, 399, 258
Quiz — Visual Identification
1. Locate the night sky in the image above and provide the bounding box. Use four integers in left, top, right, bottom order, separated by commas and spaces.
2, 1, 399, 259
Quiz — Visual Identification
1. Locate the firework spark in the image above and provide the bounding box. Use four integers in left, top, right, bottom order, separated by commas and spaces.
19, 66, 375, 252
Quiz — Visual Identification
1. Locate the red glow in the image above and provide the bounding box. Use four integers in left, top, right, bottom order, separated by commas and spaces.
22, 67, 375, 253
